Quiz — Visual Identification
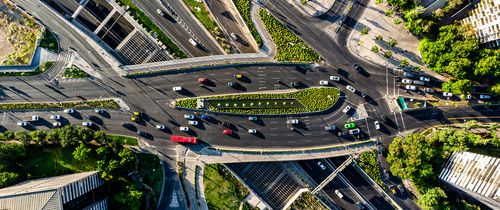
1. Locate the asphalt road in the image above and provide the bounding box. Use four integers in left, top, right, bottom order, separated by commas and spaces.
205, 0, 257, 53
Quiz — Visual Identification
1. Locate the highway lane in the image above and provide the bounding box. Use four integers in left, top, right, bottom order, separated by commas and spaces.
205, 0, 257, 53
159, 0, 224, 55
134, 0, 210, 57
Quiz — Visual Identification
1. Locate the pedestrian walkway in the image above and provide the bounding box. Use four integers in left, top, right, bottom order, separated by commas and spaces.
290, 0, 336, 17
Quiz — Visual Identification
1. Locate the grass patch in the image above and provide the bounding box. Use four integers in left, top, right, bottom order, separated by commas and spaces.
21, 145, 98, 179
0, 61, 54, 76
288, 191, 327, 210
208, 99, 304, 109
259, 9, 320, 62
0, 99, 120, 111
232, 0, 263, 47
176, 87, 340, 115
357, 151, 384, 187
115, 0, 187, 58
183, 0, 231, 53
62, 65, 88, 78
137, 153, 163, 204
107, 135, 138, 146
39, 29, 59, 53
204, 164, 249, 209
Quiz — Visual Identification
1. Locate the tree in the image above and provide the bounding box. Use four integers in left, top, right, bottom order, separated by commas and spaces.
73, 143, 92, 161
77, 127, 94, 143
442, 79, 473, 95
45, 129, 60, 145
94, 130, 107, 144
0, 143, 26, 163
14, 130, 30, 144
59, 125, 80, 147
111, 185, 143, 210
3, 131, 14, 140
0, 171, 20, 188
474, 49, 500, 77
29, 130, 46, 145
417, 187, 450, 210
490, 83, 500, 95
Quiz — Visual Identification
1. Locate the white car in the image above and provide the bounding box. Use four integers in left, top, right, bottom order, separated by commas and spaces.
349, 128, 360, 135
324, 125, 336, 131
248, 129, 257, 133
82, 121, 93, 127
52, 122, 61, 127
188, 120, 198, 125
403, 72, 414, 78
317, 161, 326, 170
424, 88, 435, 93
31, 115, 39, 121
342, 106, 351, 113
184, 114, 194, 120
346, 85, 356, 93
420, 76, 430, 82
156, 9, 164, 16
413, 80, 425, 85
230, 32, 238, 40
443, 92, 453, 97
180, 126, 189, 131
94, 109, 103, 113
248, 116, 258, 121
287, 119, 299, 124
156, 124, 165, 130
17, 121, 27, 127
335, 190, 344, 199
374, 121, 380, 130
319, 80, 329, 86
329, 76, 340, 81
64, 109, 74, 114
173, 86, 182, 91
50, 115, 61, 120
479, 94, 491, 99
401, 79, 412, 84
189, 38, 198, 46
405, 85, 416, 90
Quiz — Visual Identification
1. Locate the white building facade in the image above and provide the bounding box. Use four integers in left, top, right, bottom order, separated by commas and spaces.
461, 0, 500, 48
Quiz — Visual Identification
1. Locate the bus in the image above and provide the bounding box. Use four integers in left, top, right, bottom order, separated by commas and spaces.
170, 135, 197, 144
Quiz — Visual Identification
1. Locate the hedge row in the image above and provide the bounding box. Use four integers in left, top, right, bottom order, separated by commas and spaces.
232, 0, 263, 47
116, 0, 187, 58
175, 87, 339, 114
259, 9, 320, 62
0, 99, 120, 111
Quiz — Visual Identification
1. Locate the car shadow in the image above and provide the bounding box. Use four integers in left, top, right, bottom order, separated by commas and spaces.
68, 111, 83, 120
98, 111, 111, 119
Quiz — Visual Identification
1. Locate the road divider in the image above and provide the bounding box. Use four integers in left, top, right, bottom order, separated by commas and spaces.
0, 99, 120, 111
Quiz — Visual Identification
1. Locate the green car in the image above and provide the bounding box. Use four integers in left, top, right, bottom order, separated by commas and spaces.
344, 123, 356, 129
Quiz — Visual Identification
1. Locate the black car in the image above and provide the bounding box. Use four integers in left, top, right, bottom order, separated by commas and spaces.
290, 81, 301, 87
121, 122, 131, 128
353, 64, 363, 72
137, 130, 147, 136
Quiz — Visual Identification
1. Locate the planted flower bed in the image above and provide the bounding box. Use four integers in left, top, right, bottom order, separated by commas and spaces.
175, 87, 339, 115
0, 99, 120, 111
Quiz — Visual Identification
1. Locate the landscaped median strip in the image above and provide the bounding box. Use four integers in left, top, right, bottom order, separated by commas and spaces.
0, 99, 120, 111
174, 87, 340, 115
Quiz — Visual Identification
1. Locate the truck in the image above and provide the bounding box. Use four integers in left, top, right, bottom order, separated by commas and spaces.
170, 135, 197, 144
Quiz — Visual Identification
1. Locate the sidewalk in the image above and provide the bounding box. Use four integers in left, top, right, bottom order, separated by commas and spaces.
290, 0, 336, 17
251, 0, 276, 57
346, 0, 447, 81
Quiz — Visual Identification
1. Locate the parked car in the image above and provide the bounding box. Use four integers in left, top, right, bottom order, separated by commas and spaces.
319, 80, 329, 86
290, 81, 301, 87
227, 81, 236, 87
248, 129, 257, 133
337, 131, 347, 136
82, 121, 93, 127
329, 76, 340, 81
317, 161, 326, 170
184, 114, 194, 120
156, 9, 164, 16
353, 64, 362, 72
180, 126, 189, 131
234, 74, 244, 79
419, 76, 430, 82
342, 106, 352, 113
389, 185, 397, 194
17, 121, 27, 127
201, 114, 210, 120
401, 79, 412, 84
197, 77, 208, 84
349, 128, 360, 135
121, 122, 131, 128
383, 169, 390, 180
223, 129, 233, 135
156, 124, 165, 130
52, 122, 61, 127
344, 122, 355, 129
50, 115, 61, 120
137, 130, 147, 136
31, 115, 39, 121
403, 72, 414, 78
287, 119, 299, 124
374, 121, 380, 130
230, 32, 238, 40
172, 86, 182, 91
355, 202, 366, 209
94, 109, 103, 113
479, 94, 491, 99
346, 85, 356, 93
189, 38, 198, 46
424, 88, 435, 93
335, 190, 344, 199
64, 109, 74, 114
443, 92, 453, 97
405, 85, 416, 90
324, 125, 336, 131
188, 120, 198, 125
397, 184, 406, 194
413, 80, 425, 85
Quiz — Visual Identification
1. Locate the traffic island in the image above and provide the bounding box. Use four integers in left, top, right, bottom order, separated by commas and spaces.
0, 99, 120, 111
174, 87, 340, 115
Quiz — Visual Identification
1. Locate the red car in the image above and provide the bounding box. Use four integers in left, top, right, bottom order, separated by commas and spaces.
198, 77, 208, 84
223, 129, 233, 135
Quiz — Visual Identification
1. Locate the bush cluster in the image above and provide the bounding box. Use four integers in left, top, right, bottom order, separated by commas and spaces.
232, 0, 263, 47
259, 9, 320, 62
115, 0, 187, 58
39, 29, 59, 53
357, 151, 384, 187
176, 87, 339, 115
62, 65, 88, 78
0, 99, 120, 110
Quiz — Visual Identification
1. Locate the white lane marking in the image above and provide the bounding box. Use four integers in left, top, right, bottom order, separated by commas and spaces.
364, 118, 372, 138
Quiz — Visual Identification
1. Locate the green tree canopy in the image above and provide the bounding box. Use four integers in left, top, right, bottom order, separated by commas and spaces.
417, 187, 450, 210
0, 171, 20, 188
73, 143, 92, 161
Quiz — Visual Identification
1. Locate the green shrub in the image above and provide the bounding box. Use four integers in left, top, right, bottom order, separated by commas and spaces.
357, 151, 384, 187
384, 51, 393, 58
371, 45, 379, 53
39, 29, 59, 53
0, 61, 54, 76
385, 9, 394, 16
259, 9, 320, 62
62, 65, 88, 78
388, 39, 398, 47
400, 59, 409, 67
361, 27, 370, 35
375, 35, 383, 41
0, 99, 120, 111
175, 87, 339, 114
394, 19, 402, 25
232, 0, 263, 47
